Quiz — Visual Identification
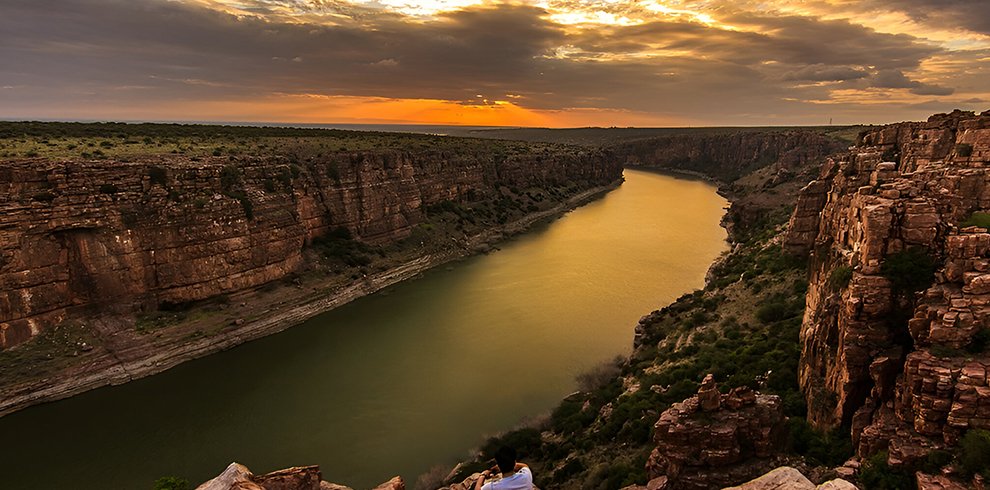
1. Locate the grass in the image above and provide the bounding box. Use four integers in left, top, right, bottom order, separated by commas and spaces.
961, 211, 990, 229
0, 121, 588, 161
0, 322, 99, 384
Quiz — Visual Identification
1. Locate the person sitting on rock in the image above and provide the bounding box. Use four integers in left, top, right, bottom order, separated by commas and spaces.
473, 446, 533, 490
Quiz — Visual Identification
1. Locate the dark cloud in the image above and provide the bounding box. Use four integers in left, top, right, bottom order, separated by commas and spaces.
0, 0, 973, 124
781, 65, 869, 82
878, 0, 990, 35
871, 69, 954, 96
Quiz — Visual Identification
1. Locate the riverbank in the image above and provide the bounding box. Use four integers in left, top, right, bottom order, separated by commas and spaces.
438, 136, 844, 489
0, 178, 622, 417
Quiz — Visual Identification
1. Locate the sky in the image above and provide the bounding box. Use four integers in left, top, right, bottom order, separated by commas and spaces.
1, 0, 989, 127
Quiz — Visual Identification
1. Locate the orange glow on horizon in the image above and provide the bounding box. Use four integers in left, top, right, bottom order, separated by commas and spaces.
44, 93, 686, 128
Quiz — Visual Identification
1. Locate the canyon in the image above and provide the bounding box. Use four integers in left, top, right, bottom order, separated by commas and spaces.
8, 114, 990, 489
0, 134, 621, 415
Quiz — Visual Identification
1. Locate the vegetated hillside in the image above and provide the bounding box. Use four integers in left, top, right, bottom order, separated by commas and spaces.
0, 121, 622, 415
438, 128, 851, 490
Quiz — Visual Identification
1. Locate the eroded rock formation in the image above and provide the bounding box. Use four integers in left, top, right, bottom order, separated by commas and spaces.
784, 110, 990, 469
643, 375, 785, 489
0, 149, 619, 349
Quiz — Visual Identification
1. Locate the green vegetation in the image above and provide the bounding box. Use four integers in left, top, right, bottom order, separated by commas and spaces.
149, 166, 168, 186
0, 121, 589, 161
152, 476, 190, 490
881, 248, 936, 295
859, 451, 913, 490
956, 143, 974, 157
960, 211, 990, 229
786, 418, 853, 466
0, 322, 99, 384
960, 429, 990, 478
968, 328, 990, 354
311, 227, 377, 268
829, 265, 853, 292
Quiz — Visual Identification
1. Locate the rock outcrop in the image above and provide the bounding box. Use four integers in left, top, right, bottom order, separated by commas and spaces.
0, 148, 620, 350
784, 110, 990, 468
722, 466, 856, 490
644, 375, 786, 489
196, 462, 404, 490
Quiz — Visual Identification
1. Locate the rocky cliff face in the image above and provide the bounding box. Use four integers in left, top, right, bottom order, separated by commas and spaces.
785, 110, 990, 467
613, 130, 845, 182
0, 148, 619, 350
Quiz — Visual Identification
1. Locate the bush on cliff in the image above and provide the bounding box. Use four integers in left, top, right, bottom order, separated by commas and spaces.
881, 248, 936, 295
858, 451, 912, 490
960, 428, 990, 478
961, 211, 990, 229
153, 476, 190, 490
311, 227, 374, 267
829, 265, 853, 292
785, 418, 852, 466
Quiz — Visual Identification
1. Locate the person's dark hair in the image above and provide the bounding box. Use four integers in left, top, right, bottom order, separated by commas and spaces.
494, 446, 517, 473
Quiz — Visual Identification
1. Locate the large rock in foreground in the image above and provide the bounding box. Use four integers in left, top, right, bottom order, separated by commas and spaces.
195, 462, 404, 490
722, 466, 856, 490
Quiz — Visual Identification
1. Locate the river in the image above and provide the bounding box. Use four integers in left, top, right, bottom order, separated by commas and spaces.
0, 169, 728, 490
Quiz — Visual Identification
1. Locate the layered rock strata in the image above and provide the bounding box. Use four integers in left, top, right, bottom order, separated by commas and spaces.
784, 111, 990, 466
613, 130, 845, 182
644, 375, 785, 489
0, 149, 619, 349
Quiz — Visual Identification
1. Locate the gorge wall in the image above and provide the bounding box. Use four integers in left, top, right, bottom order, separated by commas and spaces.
612, 130, 846, 183
785, 110, 990, 466
0, 147, 620, 350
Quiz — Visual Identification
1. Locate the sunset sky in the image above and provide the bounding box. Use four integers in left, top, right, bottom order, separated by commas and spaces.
2, 0, 988, 127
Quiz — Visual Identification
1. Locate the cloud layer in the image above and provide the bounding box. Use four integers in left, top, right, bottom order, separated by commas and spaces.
1, 0, 987, 126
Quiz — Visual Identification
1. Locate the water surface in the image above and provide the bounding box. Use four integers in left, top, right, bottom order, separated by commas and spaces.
0, 169, 728, 489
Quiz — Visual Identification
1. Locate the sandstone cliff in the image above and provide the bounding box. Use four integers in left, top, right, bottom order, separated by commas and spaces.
0, 148, 618, 350
613, 130, 845, 183
785, 110, 990, 475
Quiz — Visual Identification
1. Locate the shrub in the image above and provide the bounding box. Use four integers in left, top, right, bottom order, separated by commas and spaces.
956, 143, 974, 157
960, 429, 990, 477
149, 166, 167, 186
786, 418, 853, 466
756, 299, 790, 324
219, 165, 241, 194
968, 328, 990, 354
961, 212, 990, 229
829, 265, 853, 292
881, 248, 936, 295
153, 476, 189, 490
859, 451, 912, 490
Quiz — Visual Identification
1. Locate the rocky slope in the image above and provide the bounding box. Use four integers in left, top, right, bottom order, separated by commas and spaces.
784, 110, 990, 484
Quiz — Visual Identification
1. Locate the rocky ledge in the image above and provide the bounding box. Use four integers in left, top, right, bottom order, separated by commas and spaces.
196, 462, 403, 490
